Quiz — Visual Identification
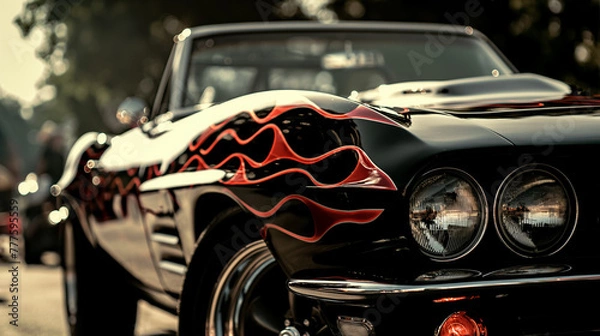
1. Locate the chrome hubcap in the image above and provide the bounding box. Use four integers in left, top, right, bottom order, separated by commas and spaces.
207, 240, 288, 336
279, 327, 301, 336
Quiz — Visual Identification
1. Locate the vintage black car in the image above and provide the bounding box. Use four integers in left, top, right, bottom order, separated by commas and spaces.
51, 21, 600, 336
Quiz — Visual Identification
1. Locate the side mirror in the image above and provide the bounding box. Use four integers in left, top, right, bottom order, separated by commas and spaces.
116, 97, 149, 127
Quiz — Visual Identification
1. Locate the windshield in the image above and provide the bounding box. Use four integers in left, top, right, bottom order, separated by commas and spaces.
182, 31, 513, 107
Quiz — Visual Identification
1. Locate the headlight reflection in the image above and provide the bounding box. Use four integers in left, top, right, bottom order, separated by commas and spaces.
409, 169, 487, 261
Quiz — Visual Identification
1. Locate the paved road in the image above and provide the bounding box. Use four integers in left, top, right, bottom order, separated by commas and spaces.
0, 262, 177, 336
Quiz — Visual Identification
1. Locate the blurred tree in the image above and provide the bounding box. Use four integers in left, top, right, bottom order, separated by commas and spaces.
0, 98, 24, 183
14, 0, 287, 135
14, 0, 600, 136
324, 0, 600, 93
0, 98, 38, 181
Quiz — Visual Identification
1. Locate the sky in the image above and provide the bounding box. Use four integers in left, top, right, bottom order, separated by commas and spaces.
0, 0, 47, 106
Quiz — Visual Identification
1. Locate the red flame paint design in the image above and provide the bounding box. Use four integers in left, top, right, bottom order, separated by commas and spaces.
226, 191, 383, 243
112, 177, 141, 195
181, 102, 397, 190
81, 98, 396, 227
240, 102, 401, 127
186, 102, 401, 152
145, 165, 162, 180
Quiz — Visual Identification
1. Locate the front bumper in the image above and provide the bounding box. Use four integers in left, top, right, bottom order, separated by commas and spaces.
289, 274, 600, 335
289, 274, 600, 301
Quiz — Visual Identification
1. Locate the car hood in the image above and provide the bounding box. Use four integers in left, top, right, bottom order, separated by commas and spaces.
452, 106, 600, 147
359, 73, 600, 148
356, 73, 573, 110
394, 106, 600, 147
360, 99, 600, 190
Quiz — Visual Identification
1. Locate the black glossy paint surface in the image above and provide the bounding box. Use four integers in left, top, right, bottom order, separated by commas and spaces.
54, 22, 600, 335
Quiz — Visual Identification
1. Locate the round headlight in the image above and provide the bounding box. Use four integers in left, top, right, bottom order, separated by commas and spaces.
409, 169, 487, 261
494, 164, 577, 257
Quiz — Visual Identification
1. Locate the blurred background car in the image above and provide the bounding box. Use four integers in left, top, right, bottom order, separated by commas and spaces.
19, 124, 66, 265
0, 106, 23, 262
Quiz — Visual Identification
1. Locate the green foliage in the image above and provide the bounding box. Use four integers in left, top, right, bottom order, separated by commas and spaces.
14, 0, 285, 135
0, 98, 38, 178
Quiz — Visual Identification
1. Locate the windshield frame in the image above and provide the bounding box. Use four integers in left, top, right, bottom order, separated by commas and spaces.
156, 21, 518, 119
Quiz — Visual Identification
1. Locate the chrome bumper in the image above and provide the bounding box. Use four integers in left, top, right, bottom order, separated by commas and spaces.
288, 274, 600, 302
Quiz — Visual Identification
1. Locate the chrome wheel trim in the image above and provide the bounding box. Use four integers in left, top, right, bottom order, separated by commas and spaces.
206, 240, 280, 336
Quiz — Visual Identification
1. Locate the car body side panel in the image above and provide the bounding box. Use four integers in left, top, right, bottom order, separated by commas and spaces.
265, 106, 600, 283
89, 193, 164, 290
52, 21, 600, 334
60, 90, 413, 298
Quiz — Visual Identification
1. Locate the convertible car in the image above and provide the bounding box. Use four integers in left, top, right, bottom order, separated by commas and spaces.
51, 21, 600, 335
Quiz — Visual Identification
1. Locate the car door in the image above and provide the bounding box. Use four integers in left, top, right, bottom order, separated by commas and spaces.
88, 124, 166, 291
88, 42, 184, 292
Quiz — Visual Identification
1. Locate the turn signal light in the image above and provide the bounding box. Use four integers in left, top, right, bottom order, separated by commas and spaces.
435, 311, 487, 336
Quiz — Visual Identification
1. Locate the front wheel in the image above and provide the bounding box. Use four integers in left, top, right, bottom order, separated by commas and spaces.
178, 210, 327, 336
207, 240, 289, 335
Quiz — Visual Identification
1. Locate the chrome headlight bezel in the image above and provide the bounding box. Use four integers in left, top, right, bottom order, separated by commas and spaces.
493, 164, 578, 258
408, 168, 488, 262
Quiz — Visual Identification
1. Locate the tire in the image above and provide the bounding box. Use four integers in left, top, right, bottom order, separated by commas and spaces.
24, 214, 49, 265
178, 208, 292, 336
61, 213, 139, 335
24, 230, 42, 265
